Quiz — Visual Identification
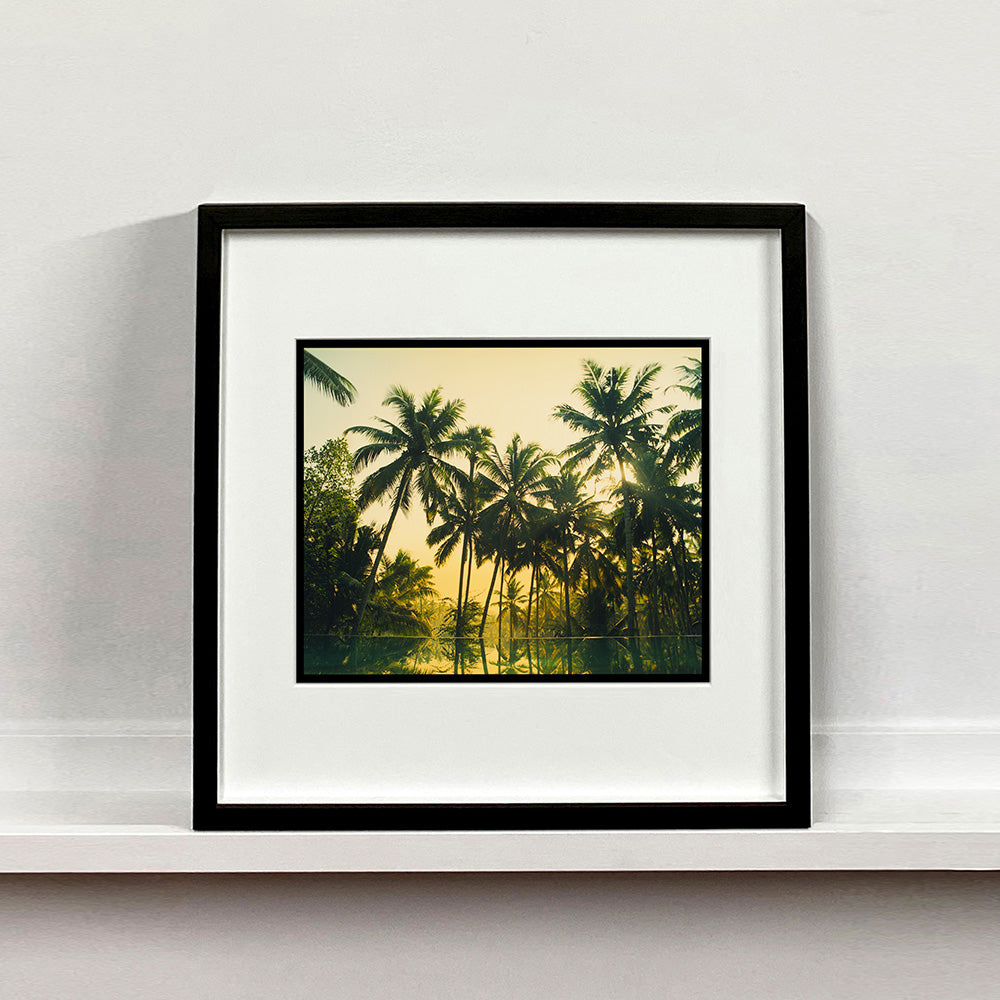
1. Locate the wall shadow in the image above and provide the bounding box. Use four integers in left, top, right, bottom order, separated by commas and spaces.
12, 213, 198, 731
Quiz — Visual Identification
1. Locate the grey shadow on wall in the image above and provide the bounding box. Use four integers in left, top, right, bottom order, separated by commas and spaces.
805, 214, 837, 812
19, 213, 198, 732
9, 211, 831, 814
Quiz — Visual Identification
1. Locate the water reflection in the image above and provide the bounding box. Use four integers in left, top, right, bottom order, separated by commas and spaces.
303, 635, 702, 677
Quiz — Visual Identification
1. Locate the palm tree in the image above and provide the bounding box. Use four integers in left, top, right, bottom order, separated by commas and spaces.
629, 445, 701, 636
425, 483, 480, 672
571, 526, 618, 604
303, 349, 357, 405
532, 571, 562, 635
347, 386, 465, 635
426, 486, 473, 631
476, 435, 552, 638
666, 358, 702, 480
368, 550, 438, 635
453, 426, 493, 635
503, 574, 525, 666
554, 360, 667, 665
520, 504, 560, 652
539, 468, 606, 671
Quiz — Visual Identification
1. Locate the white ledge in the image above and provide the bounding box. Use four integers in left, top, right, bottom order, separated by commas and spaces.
3, 826, 1000, 873
1, 792, 999, 872
2, 729, 998, 872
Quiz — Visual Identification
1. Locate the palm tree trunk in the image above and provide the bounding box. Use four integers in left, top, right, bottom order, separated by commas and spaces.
526, 561, 535, 674
458, 453, 476, 632
353, 474, 407, 642
458, 538, 472, 613
535, 573, 541, 638
453, 529, 469, 675
479, 550, 502, 639
617, 456, 641, 669
495, 554, 505, 660
562, 536, 572, 675
479, 519, 509, 639
463, 535, 475, 620
649, 523, 658, 629
677, 529, 689, 632
649, 522, 664, 671
509, 580, 515, 664
455, 532, 469, 637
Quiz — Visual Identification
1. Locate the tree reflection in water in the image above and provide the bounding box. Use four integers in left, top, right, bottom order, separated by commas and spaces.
303, 634, 701, 676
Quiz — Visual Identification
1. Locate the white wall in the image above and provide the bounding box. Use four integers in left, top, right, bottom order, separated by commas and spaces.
3, 0, 999, 994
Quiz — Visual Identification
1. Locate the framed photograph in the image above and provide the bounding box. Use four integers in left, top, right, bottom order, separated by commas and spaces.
194, 203, 809, 831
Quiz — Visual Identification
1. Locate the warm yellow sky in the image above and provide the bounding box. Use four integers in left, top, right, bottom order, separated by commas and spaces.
304, 342, 701, 605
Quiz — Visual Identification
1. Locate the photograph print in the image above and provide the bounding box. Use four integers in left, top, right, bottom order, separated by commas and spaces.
300, 339, 706, 681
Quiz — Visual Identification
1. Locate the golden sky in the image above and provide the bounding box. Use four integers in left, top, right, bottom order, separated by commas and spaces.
304, 343, 701, 605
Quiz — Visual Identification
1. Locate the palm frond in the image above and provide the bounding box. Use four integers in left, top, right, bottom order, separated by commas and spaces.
351, 441, 397, 471
303, 350, 356, 405
383, 385, 417, 413
552, 404, 602, 435
355, 457, 408, 511
620, 363, 663, 414
675, 359, 702, 400
427, 526, 461, 565
667, 406, 700, 432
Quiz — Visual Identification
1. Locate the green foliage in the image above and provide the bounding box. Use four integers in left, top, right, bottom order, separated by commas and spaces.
367, 550, 437, 636
439, 600, 482, 641
302, 438, 362, 633
302, 438, 437, 638
304, 437, 355, 534
531, 572, 562, 634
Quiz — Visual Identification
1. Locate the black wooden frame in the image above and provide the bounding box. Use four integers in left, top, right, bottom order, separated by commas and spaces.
193, 202, 809, 832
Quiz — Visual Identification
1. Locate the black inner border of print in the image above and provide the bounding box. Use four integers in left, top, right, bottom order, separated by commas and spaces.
296, 337, 710, 684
